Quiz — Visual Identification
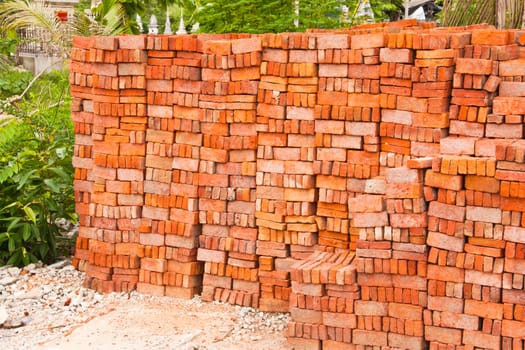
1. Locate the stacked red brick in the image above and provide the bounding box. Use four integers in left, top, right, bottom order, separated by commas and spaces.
197, 35, 261, 307
494, 53, 525, 349
70, 36, 95, 273
71, 36, 148, 293
67, 22, 525, 349
424, 29, 523, 350
380, 30, 457, 168
255, 32, 319, 312
287, 250, 358, 350
138, 34, 203, 298
314, 31, 380, 252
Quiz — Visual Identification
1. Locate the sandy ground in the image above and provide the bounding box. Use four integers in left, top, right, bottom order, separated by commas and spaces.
38, 298, 292, 350
0, 262, 292, 350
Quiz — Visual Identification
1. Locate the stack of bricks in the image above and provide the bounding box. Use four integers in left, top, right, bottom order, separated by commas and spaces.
197, 35, 261, 307
424, 154, 471, 349
70, 22, 525, 349
70, 36, 95, 273
287, 250, 358, 350
314, 31, 379, 252
138, 34, 204, 298
380, 30, 456, 168
255, 32, 319, 312
255, 33, 293, 313
495, 58, 525, 348
446, 28, 520, 157
71, 35, 148, 293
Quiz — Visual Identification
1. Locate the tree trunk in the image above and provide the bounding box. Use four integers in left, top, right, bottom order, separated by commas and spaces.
522, 0, 525, 28
496, 0, 506, 29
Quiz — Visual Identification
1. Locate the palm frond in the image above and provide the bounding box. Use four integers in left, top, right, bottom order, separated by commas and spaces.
0, 0, 70, 57
0, 0, 61, 33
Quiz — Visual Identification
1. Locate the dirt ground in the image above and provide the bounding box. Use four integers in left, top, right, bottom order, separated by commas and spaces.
38, 297, 292, 350
0, 261, 292, 350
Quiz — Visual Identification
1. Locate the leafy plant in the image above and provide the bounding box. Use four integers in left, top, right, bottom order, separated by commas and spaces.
0, 69, 75, 266
0, 67, 32, 99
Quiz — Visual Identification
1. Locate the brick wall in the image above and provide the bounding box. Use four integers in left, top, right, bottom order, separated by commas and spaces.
70, 20, 525, 349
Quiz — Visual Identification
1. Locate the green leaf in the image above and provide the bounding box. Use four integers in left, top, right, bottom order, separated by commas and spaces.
6, 249, 21, 266
49, 166, 70, 180
39, 244, 49, 259
16, 169, 38, 190
8, 236, 15, 252
43, 178, 61, 192
22, 223, 32, 241
7, 217, 21, 232
22, 247, 29, 265
23, 206, 37, 223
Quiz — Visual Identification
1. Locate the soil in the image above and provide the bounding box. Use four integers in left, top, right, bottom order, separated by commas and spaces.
0, 261, 292, 350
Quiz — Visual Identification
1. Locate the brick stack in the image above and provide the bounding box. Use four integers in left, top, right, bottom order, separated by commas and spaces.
424, 155, 469, 348
255, 32, 319, 312
70, 36, 95, 272
164, 35, 204, 299
380, 31, 457, 169
287, 250, 358, 350
446, 29, 520, 158
314, 31, 379, 252
75, 36, 148, 293
68, 22, 525, 350
197, 36, 261, 307
495, 58, 525, 348
138, 34, 204, 298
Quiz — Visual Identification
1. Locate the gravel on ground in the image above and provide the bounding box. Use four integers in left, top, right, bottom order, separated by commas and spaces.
0, 260, 292, 350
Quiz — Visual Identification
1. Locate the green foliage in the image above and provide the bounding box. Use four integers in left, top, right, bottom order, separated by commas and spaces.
0, 69, 75, 267
0, 67, 32, 99
197, 0, 349, 33
0, 32, 18, 57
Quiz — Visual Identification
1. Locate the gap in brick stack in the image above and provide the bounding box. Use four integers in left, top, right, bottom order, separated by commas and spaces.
70, 20, 525, 349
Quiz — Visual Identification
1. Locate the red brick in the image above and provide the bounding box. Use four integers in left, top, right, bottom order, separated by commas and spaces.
380, 48, 413, 63
427, 231, 464, 252
463, 331, 501, 350
319, 64, 348, 77
425, 170, 464, 191
465, 270, 501, 288
493, 97, 525, 115
351, 33, 385, 49
352, 212, 388, 227
499, 81, 525, 97
354, 301, 388, 316
424, 326, 462, 345
440, 311, 479, 330
471, 29, 509, 45
317, 34, 349, 49
141, 257, 167, 272
427, 264, 464, 283
390, 213, 427, 228
290, 307, 322, 324
197, 248, 227, 263
352, 330, 387, 346
348, 195, 384, 213
427, 296, 464, 313
502, 319, 525, 338
464, 300, 503, 319
466, 206, 502, 224
499, 58, 525, 77
388, 334, 425, 350
455, 58, 493, 75
381, 109, 413, 125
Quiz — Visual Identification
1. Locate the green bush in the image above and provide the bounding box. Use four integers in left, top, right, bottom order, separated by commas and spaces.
0, 69, 75, 266
0, 67, 32, 99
